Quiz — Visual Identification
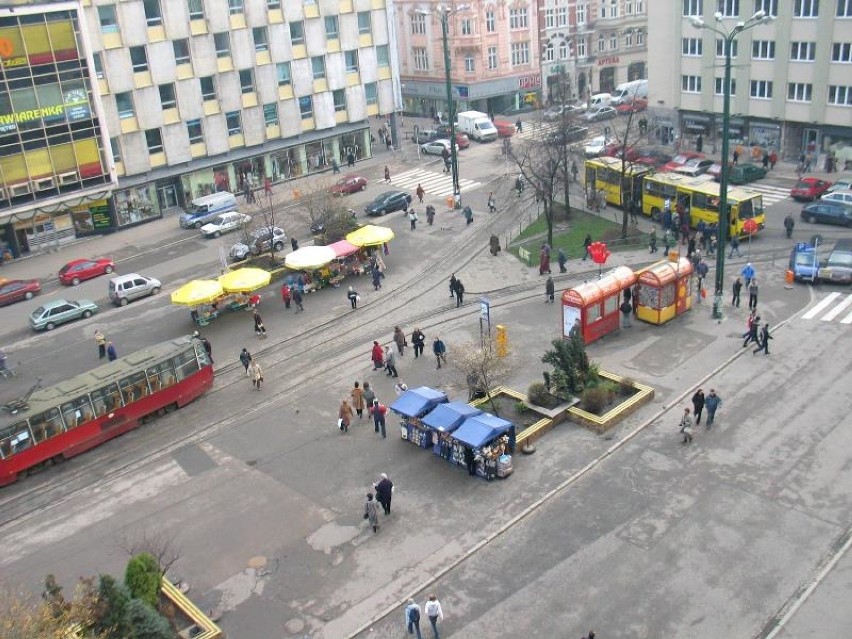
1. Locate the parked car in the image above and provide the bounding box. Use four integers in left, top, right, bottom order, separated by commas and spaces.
790, 177, 832, 201
543, 105, 579, 121
364, 191, 412, 216
329, 174, 368, 195
800, 201, 852, 227
229, 226, 287, 260
615, 97, 648, 114
662, 152, 705, 172
717, 162, 767, 184
634, 148, 673, 169
706, 163, 723, 179
826, 177, 852, 193
30, 298, 98, 331
421, 139, 457, 155
583, 135, 613, 158
411, 129, 438, 143
583, 106, 617, 122
108, 273, 161, 306
820, 189, 852, 206
548, 125, 589, 146
434, 127, 471, 149
454, 132, 470, 149
199, 211, 252, 238
672, 158, 715, 177
0, 279, 41, 307
58, 258, 114, 286
493, 120, 515, 137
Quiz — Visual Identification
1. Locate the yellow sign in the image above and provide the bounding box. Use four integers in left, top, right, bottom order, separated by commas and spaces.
0, 98, 90, 127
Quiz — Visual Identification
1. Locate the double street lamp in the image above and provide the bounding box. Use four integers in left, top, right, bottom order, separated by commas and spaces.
690, 10, 774, 319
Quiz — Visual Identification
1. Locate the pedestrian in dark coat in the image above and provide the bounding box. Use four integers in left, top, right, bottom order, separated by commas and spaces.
582, 234, 592, 260
557, 248, 567, 273
545, 276, 555, 303
748, 279, 759, 310
449, 274, 458, 300
705, 389, 722, 427
384, 166, 391, 182
393, 326, 406, 355
370, 399, 387, 437
239, 348, 252, 375
106, 342, 117, 361
411, 328, 426, 358
455, 280, 465, 307
692, 389, 706, 425
253, 310, 267, 338
374, 473, 394, 515
364, 493, 380, 533
743, 315, 761, 348
347, 286, 359, 309
433, 337, 447, 369
732, 277, 743, 308
202, 337, 213, 363
292, 287, 304, 311
620, 299, 633, 327
753, 322, 773, 355
649, 228, 658, 254
372, 268, 382, 290
290, 237, 298, 252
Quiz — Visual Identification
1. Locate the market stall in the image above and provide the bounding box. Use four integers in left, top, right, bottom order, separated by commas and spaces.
328, 239, 370, 279
283, 245, 339, 291
450, 413, 515, 480
170, 280, 225, 326
390, 386, 449, 448
561, 266, 636, 344
634, 257, 693, 325
345, 224, 395, 250
421, 401, 482, 459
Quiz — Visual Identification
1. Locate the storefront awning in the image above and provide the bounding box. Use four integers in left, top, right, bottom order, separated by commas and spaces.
422, 402, 482, 433
390, 386, 448, 418
452, 413, 514, 449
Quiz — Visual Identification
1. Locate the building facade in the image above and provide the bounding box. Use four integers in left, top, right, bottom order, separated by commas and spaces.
648, 0, 852, 165
0, 0, 398, 256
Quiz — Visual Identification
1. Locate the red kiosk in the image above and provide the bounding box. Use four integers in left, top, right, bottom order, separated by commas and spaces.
562, 266, 637, 344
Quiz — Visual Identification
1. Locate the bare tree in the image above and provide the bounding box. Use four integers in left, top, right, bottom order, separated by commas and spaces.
1, 579, 103, 639
450, 340, 516, 417
118, 529, 181, 577
247, 190, 286, 264
297, 179, 359, 244
513, 135, 564, 248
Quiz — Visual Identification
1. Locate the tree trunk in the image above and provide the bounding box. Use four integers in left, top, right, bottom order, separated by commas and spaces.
545, 197, 554, 247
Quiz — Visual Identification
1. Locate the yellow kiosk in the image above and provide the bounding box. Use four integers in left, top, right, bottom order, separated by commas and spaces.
635, 257, 694, 325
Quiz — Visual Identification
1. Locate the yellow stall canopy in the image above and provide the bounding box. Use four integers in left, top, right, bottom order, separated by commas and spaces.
171, 280, 224, 306
217, 268, 271, 293
346, 224, 395, 247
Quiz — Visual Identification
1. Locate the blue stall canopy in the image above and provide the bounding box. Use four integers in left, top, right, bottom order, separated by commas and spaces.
452, 413, 514, 449
390, 386, 448, 418
422, 402, 482, 433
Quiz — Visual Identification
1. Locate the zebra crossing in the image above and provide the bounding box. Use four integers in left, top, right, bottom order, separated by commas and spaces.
376, 168, 482, 198
801, 292, 852, 324
740, 182, 790, 207
514, 120, 561, 140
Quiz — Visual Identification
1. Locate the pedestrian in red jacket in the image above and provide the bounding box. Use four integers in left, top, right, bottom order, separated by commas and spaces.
371, 341, 384, 370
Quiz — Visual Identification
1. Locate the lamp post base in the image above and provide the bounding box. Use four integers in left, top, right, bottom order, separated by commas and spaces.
712, 293, 724, 320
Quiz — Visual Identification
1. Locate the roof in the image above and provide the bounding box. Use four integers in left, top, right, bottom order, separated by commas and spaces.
585, 155, 653, 175
646, 172, 760, 203
421, 402, 482, 433
389, 386, 448, 418
452, 413, 514, 448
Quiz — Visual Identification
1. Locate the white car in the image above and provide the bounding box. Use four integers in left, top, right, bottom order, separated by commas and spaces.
820, 189, 852, 205
583, 136, 612, 158
826, 178, 852, 193
420, 139, 457, 155
200, 212, 252, 238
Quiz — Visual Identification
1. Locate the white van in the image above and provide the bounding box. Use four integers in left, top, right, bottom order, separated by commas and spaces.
179, 192, 238, 229
611, 80, 648, 105
587, 93, 613, 111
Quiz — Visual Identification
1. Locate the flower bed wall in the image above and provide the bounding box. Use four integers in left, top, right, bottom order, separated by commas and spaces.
566, 370, 654, 433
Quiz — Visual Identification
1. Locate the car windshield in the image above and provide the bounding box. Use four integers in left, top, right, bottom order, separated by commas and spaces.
33, 306, 46, 316
794, 180, 810, 189
830, 254, 852, 267
795, 253, 815, 266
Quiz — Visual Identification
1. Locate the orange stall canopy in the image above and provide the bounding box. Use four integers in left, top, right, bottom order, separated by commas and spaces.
635, 257, 694, 325
562, 266, 637, 344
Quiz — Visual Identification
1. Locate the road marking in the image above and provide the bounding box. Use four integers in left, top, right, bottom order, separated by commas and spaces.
841, 309, 852, 325
376, 168, 482, 197
801, 292, 841, 319
821, 293, 852, 322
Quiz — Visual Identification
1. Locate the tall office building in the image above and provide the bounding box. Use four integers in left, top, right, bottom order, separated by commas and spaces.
0, 0, 398, 258
648, 0, 852, 163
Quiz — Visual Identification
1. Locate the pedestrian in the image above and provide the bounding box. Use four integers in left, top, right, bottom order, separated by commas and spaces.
582, 234, 592, 260
424, 595, 444, 639
464, 445, 477, 476
620, 297, 632, 327
649, 228, 658, 254
264, 177, 272, 194
705, 389, 722, 428
748, 278, 759, 310
557, 248, 567, 273
239, 348, 252, 375
339, 398, 353, 433
732, 148, 739, 165
364, 493, 380, 533
280, 282, 291, 309
515, 118, 522, 133
679, 407, 694, 444
408, 209, 418, 230
351, 381, 365, 419
729, 234, 742, 258
201, 336, 213, 363
753, 322, 773, 355
253, 309, 267, 338
370, 398, 387, 437
695, 258, 708, 299
545, 276, 555, 303
347, 151, 355, 167
433, 336, 447, 369
569, 318, 582, 341
515, 175, 524, 197
426, 204, 435, 225
449, 274, 458, 300
762, 150, 769, 169
487, 191, 496, 213
784, 213, 795, 238
362, 381, 376, 407
769, 149, 777, 170
696, 133, 703, 153
374, 473, 393, 515
393, 326, 406, 356
732, 276, 743, 307
596, 188, 606, 212
332, 158, 340, 174
347, 285, 359, 310
384, 346, 398, 377
463, 205, 473, 226
411, 327, 426, 358
743, 315, 761, 348
292, 287, 304, 312
692, 389, 705, 425
249, 359, 263, 390
94, 329, 106, 359
441, 147, 450, 172
416, 183, 425, 203
106, 341, 117, 361
291, 236, 298, 252
384, 165, 391, 183
741, 262, 755, 288
571, 160, 578, 182
455, 279, 464, 307
371, 341, 384, 370
406, 599, 423, 639
539, 243, 551, 275
742, 308, 757, 340
805, 152, 813, 172
687, 235, 696, 258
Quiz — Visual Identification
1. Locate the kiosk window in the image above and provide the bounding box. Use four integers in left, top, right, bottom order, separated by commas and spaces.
604, 295, 619, 316
660, 283, 676, 308
120, 372, 150, 403
92, 383, 123, 416
0, 421, 32, 458
61, 396, 95, 429
638, 285, 659, 309
29, 408, 64, 443
587, 302, 603, 322
173, 348, 200, 380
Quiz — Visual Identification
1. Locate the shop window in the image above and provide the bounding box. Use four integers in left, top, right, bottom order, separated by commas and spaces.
98, 5, 119, 33
333, 89, 346, 112
277, 62, 291, 86
115, 92, 134, 119
0, 421, 32, 458
345, 50, 359, 73
61, 396, 95, 430
228, 0, 244, 15
290, 21, 304, 45
358, 11, 372, 35
253, 27, 268, 52
376, 45, 389, 67
364, 82, 378, 105
188, 0, 204, 20
263, 103, 279, 126
173, 39, 191, 65
214, 32, 230, 58
267, 0, 281, 8
325, 16, 339, 39
239, 69, 254, 94
311, 56, 326, 80
159, 83, 176, 110
226, 111, 242, 135
200, 76, 216, 100
130, 46, 148, 72
299, 95, 313, 119
187, 119, 203, 144
145, 128, 163, 153
143, 0, 163, 27
92, 52, 105, 79
464, 54, 474, 72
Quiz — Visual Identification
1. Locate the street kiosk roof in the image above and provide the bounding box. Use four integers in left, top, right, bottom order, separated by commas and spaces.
389, 386, 448, 418
328, 240, 360, 258
452, 413, 514, 448
422, 401, 482, 433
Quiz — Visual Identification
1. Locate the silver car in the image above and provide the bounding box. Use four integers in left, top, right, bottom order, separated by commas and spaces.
30, 298, 98, 331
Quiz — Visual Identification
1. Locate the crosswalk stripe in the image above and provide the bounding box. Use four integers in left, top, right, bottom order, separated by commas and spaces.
841, 309, 852, 325
822, 293, 852, 321
376, 168, 482, 197
802, 292, 842, 319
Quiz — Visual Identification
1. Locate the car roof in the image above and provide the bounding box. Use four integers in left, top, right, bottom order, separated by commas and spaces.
42, 298, 76, 308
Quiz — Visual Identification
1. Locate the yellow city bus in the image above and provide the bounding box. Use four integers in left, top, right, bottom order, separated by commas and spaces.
584, 156, 654, 208
640, 172, 766, 236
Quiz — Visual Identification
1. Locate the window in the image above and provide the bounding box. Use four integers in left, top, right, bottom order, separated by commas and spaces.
683, 38, 703, 55
159, 83, 176, 109
608, 0, 619, 17
187, 119, 203, 144
577, 37, 587, 57
828, 85, 852, 104
510, 42, 530, 66
145, 129, 163, 153
325, 16, 339, 39
298, 95, 313, 119
228, 0, 244, 15
716, 38, 738, 57
276, 62, 291, 86
267, 0, 281, 8
598, 34, 605, 52
461, 18, 472, 34
344, 50, 359, 73
577, 3, 588, 23
637, 30, 646, 45
610, 32, 617, 49
412, 12, 426, 34
253, 27, 268, 52
509, 8, 528, 29
714, 77, 737, 94
187, 0, 204, 20
311, 56, 325, 79
545, 8, 555, 28
214, 32, 230, 58
750, 79, 773, 98
557, 7, 568, 26
110, 137, 122, 163
717, 0, 740, 16
333, 89, 346, 112
833, 42, 852, 61
752, 40, 775, 59
239, 69, 254, 93
487, 46, 497, 69
794, 0, 819, 16
626, 0, 634, 12
625, 31, 635, 47
357, 11, 372, 35
263, 103, 278, 126
376, 45, 389, 67
290, 21, 304, 45
173, 39, 190, 65
115, 92, 134, 119
98, 5, 119, 33
365, 82, 378, 105
754, 0, 778, 15
790, 42, 816, 61
636, 0, 645, 11
559, 41, 569, 59
143, 0, 162, 26
486, 10, 496, 31
840, 0, 852, 17
200, 75, 216, 100
413, 47, 429, 71
544, 46, 555, 62
787, 82, 813, 101
129, 46, 148, 72
226, 111, 242, 135
92, 53, 104, 79
682, 75, 702, 92
464, 54, 475, 71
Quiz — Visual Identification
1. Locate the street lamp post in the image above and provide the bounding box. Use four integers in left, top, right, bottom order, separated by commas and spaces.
691, 10, 774, 319
438, 9, 460, 207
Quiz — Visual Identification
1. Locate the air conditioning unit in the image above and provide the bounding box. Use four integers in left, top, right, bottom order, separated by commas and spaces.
10, 182, 31, 197
58, 171, 78, 185
34, 177, 55, 191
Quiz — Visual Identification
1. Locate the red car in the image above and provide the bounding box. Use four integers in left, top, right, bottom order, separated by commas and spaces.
329, 174, 368, 195
493, 120, 515, 138
58, 258, 115, 286
615, 98, 648, 114
454, 132, 470, 149
790, 177, 832, 201
662, 152, 705, 172
0, 278, 41, 306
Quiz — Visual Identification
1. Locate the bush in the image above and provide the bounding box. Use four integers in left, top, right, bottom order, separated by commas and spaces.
125, 553, 161, 609
125, 598, 174, 639
618, 377, 636, 396
581, 387, 610, 414
527, 382, 551, 407
514, 400, 528, 413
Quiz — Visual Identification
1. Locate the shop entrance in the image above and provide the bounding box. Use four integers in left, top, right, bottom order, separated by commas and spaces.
157, 184, 179, 211
599, 67, 616, 94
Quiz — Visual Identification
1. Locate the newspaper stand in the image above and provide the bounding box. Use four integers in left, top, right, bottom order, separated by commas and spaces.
634, 257, 694, 325
561, 266, 636, 344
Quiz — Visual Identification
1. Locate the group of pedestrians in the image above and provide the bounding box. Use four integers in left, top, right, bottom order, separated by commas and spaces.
239, 347, 263, 390
679, 389, 723, 444
341, 379, 388, 436
404, 595, 445, 639
370, 328, 446, 375
93, 329, 118, 361
449, 273, 465, 307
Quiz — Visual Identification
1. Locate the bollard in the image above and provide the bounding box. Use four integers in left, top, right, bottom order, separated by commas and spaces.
784, 269, 794, 289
